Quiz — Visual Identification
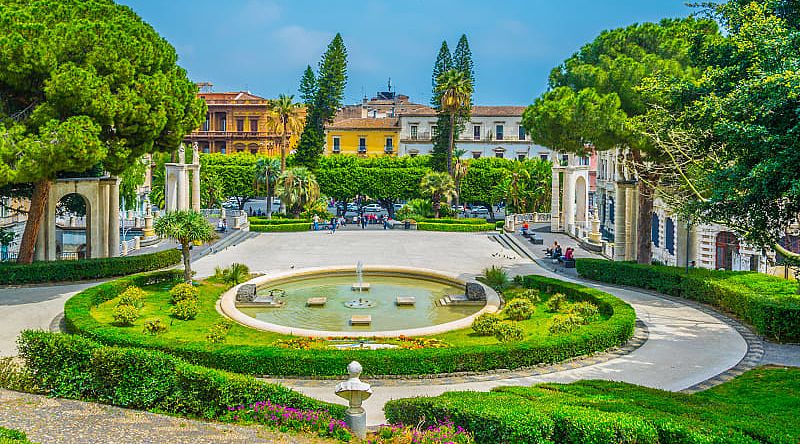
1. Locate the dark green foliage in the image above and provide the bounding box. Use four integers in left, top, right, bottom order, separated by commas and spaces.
0, 427, 33, 444
431, 41, 454, 171
385, 366, 800, 444
298, 65, 317, 106
504, 299, 535, 321
576, 259, 800, 342
16, 331, 344, 420
249, 222, 311, 232
471, 313, 502, 336
0, 249, 181, 285
481, 266, 510, 291
65, 275, 635, 376
417, 222, 495, 232
171, 298, 199, 320
492, 322, 523, 343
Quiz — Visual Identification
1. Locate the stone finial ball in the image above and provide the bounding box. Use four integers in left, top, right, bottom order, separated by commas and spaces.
347, 361, 363, 377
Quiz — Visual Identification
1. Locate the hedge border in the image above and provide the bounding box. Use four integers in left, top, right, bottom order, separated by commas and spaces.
65, 274, 635, 377
249, 223, 311, 232
417, 222, 495, 232
576, 259, 800, 342
418, 218, 489, 225
248, 218, 310, 225
0, 249, 182, 285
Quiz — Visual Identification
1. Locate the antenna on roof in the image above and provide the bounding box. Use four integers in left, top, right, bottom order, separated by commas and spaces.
197, 82, 213, 92
388, 77, 392, 93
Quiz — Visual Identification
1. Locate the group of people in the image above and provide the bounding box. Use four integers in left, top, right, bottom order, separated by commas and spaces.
545, 241, 574, 264
215, 219, 228, 233
312, 214, 392, 233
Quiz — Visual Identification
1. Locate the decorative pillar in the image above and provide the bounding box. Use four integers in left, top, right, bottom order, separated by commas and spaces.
335, 361, 372, 439
176, 169, 187, 212
192, 142, 201, 212
614, 183, 627, 261
563, 170, 575, 235
550, 167, 561, 232
108, 177, 120, 257
99, 180, 110, 257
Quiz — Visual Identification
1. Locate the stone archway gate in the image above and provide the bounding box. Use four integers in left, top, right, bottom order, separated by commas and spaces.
34, 176, 119, 261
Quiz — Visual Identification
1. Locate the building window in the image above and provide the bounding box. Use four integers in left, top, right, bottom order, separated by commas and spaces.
609, 198, 615, 224
385, 137, 393, 153
217, 113, 226, 132
665, 218, 675, 255
473, 125, 481, 140
715, 231, 739, 270
219, 142, 226, 154
496, 124, 504, 140
236, 119, 244, 132
472, 152, 481, 159
750, 254, 760, 271
495, 152, 504, 158
651, 213, 660, 247
431, 125, 438, 138
250, 119, 258, 132
580, 156, 590, 166
540, 153, 549, 161
410, 125, 418, 139
202, 115, 209, 131
202, 144, 210, 154
332, 137, 341, 153
517, 153, 526, 161
518, 126, 526, 140
358, 137, 367, 153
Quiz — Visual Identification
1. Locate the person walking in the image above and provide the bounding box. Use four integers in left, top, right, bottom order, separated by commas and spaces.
313, 214, 320, 231
361, 215, 367, 230
330, 216, 337, 234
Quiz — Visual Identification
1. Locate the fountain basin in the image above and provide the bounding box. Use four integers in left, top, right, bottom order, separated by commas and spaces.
218, 266, 500, 338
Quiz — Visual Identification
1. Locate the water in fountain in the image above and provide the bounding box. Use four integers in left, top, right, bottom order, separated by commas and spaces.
356, 261, 363, 292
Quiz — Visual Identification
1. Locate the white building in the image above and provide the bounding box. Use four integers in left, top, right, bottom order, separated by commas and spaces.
398, 106, 552, 160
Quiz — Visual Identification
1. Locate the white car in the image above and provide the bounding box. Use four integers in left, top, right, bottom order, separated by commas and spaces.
393, 203, 405, 211
470, 206, 489, 215
363, 204, 383, 212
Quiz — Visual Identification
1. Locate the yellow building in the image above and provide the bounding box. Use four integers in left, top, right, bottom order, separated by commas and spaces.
184, 91, 304, 155
325, 118, 399, 156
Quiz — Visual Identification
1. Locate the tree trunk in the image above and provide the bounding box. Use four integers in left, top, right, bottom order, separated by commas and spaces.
631, 149, 655, 265
447, 113, 455, 177
181, 242, 192, 283
433, 193, 441, 218
17, 179, 51, 264
280, 121, 288, 172
266, 192, 273, 220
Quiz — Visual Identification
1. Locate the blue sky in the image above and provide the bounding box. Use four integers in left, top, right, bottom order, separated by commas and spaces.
118, 0, 692, 106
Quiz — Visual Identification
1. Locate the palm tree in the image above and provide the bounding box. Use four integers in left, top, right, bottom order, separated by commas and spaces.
267, 94, 304, 173
255, 157, 281, 219
453, 155, 469, 209
275, 167, 320, 218
420, 172, 456, 218
504, 163, 532, 214
154, 210, 214, 283
436, 69, 473, 177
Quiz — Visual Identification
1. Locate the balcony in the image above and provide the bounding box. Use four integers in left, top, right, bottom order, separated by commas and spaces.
384, 145, 394, 154
357, 146, 367, 154
403, 131, 432, 142
185, 131, 276, 140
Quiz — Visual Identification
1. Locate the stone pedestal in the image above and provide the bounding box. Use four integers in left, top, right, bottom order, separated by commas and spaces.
143, 215, 155, 237
335, 361, 372, 439
134, 236, 141, 250
589, 216, 602, 244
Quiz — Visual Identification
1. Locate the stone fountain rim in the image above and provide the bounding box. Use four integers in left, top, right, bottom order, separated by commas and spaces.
217, 265, 500, 338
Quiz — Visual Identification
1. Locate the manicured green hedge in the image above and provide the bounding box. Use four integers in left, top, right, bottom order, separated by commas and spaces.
0, 427, 33, 444
249, 223, 311, 232
248, 218, 310, 225
576, 259, 800, 342
418, 218, 489, 225
417, 222, 496, 232
0, 249, 182, 285
17, 330, 345, 420
66, 274, 635, 376
385, 366, 800, 443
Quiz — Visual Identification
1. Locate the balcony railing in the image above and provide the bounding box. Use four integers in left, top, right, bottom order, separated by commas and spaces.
202, 99, 271, 106
357, 146, 367, 154
185, 131, 284, 139
404, 131, 432, 141
384, 145, 394, 154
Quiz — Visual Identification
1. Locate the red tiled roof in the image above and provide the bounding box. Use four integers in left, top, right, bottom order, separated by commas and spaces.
198, 91, 267, 101
326, 117, 400, 130
399, 105, 526, 117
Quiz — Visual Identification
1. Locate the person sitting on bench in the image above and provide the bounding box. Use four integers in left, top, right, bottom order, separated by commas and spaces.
559, 247, 574, 263
520, 222, 530, 236
545, 241, 560, 258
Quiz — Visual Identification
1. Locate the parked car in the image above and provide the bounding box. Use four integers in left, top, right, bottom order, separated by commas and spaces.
363, 203, 383, 212
393, 203, 405, 211
470, 206, 489, 215
346, 203, 360, 212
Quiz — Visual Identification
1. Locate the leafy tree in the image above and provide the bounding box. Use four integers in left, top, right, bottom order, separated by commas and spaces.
255, 157, 281, 219
200, 172, 225, 210
430, 41, 454, 172
295, 34, 348, 168
523, 18, 716, 263
436, 69, 473, 178
154, 210, 214, 283
119, 157, 147, 211
266, 94, 304, 172
420, 172, 456, 218
276, 167, 320, 218
0, 0, 205, 263
298, 65, 317, 106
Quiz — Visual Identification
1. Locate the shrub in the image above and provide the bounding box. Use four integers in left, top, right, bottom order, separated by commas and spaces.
493, 322, 524, 343
220, 263, 250, 285
16, 331, 345, 420
206, 321, 232, 344
504, 299, 535, 321
416, 222, 495, 232
577, 259, 800, 342
495, 220, 505, 230
524, 288, 541, 303
169, 283, 199, 304
568, 301, 600, 322
546, 293, 567, 312
548, 314, 583, 334
249, 222, 311, 232
481, 265, 510, 291
471, 313, 502, 336
142, 319, 168, 335
0, 249, 181, 285
117, 286, 145, 308
112, 304, 139, 326
0, 427, 32, 444
0, 357, 38, 394
171, 298, 199, 320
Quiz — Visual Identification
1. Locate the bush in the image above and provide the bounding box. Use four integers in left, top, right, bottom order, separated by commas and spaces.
418, 218, 489, 225
568, 301, 600, 322
471, 313, 502, 336
142, 319, 167, 335
548, 314, 583, 334
481, 265, 510, 291
171, 298, 199, 320
112, 304, 139, 326
169, 283, 199, 304
220, 263, 250, 285
117, 286, 145, 308
577, 259, 800, 342
206, 321, 232, 344
504, 299, 535, 321
248, 218, 310, 225
16, 331, 345, 420
417, 222, 495, 232
249, 222, 311, 232
495, 220, 505, 229
546, 293, 567, 312
524, 288, 541, 303
493, 322, 524, 343
0, 249, 181, 285
0, 427, 32, 444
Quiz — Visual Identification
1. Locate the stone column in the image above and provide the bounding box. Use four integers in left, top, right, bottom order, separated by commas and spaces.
191, 167, 201, 212
550, 168, 561, 232
176, 168, 187, 211
613, 183, 627, 261
99, 181, 109, 258
108, 177, 120, 257
563, 170, 575, 235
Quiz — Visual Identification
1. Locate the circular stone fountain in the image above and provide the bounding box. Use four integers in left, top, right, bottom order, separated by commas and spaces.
219, 266, 500, 338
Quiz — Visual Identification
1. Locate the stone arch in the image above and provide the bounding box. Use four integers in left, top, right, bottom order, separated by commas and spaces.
55, 192, 92, 260
248, 143, 259, 154
574, 175, 587, 224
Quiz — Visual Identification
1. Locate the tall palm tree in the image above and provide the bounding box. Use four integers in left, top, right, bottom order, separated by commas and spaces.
275, 167, 320, 218
453, 155, 469, 209
153, 210, 214, 282
267, 94, 304, 173
420, 172, 456, 218
436, 69, 473, 177
255, 157, 281, 219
